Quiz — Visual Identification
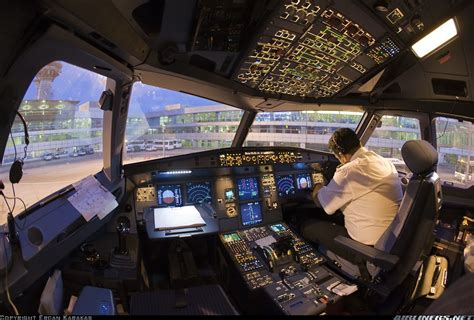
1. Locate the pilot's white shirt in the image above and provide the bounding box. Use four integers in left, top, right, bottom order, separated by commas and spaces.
317, 147, 403, 245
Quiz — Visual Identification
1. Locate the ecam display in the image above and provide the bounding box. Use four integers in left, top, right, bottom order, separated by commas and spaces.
237, 177, 260, 201
241, 202, 262, 226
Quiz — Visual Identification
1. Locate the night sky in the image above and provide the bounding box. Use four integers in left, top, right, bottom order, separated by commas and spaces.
23, 62, 218, 113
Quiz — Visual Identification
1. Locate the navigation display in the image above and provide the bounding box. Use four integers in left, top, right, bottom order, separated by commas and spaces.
186, 182, 212, 204
240, 202, 263, 226
237, 177, 259, 201
157, 184, 182, 207
296, 173, 313, 191
276, 175, 295, 197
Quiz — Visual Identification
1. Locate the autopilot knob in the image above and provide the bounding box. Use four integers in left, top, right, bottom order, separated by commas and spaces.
116, 216, 130, 255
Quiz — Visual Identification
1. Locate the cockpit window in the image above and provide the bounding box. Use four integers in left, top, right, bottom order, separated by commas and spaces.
123, 82, 244, 164
243, 111, 363, 150
435, 117, 474, 188
366, 115, 421, 173
0, 61, 106, 216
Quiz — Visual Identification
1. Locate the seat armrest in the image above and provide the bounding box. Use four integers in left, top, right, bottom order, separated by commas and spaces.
334, 235, 399, 270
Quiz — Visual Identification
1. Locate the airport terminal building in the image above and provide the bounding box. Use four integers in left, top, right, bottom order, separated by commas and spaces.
0, 99, 466, 167
2, 61, 464, 167
3, 99, 103, 163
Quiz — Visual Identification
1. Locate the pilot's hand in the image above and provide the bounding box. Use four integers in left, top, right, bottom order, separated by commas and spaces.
311, 183, 324, 201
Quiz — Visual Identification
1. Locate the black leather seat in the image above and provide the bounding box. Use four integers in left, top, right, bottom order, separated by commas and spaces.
320, 140, 443, 305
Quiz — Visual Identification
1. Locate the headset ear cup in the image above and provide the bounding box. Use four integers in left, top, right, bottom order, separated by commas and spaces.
9, 160, 23, 184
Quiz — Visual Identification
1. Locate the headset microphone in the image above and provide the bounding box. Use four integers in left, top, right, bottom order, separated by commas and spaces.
9, 111, 29, 184
9, 161, 23, 184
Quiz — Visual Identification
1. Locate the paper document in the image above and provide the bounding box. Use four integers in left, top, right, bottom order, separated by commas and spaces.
255, 235, 277, 248
68, 175, 118, 221
327, 282, 358, 296
154, 206, 206, 230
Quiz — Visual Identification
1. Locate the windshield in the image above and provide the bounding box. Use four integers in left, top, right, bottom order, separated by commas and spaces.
123, 83, 244, 164
435, 117, 474, 187
243, 110, 364, 150
455, 161, 473, 174
0, 61, 106, 216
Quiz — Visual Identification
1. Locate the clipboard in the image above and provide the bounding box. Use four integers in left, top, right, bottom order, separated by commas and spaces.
154, 205, 206, 230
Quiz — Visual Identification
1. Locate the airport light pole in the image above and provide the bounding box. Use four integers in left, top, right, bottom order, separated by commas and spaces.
466, 124, 472, 186
162, 124, 166, 158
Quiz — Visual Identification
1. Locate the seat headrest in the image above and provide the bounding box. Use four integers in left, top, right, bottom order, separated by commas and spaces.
401, 140, 438, 175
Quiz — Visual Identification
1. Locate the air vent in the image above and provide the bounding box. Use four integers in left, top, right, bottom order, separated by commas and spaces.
432, 78, 467, 97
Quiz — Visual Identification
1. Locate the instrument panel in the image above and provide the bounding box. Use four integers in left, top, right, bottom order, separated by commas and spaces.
128, 147, 352, 315
135, 172, 323, 206
133, 169, 326, 232
127, 147, 335, 233
234, 0, 402, 98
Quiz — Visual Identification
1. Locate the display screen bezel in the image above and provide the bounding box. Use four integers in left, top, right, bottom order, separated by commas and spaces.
295, 172, 313, 191
186, 181, 213, 204
240, 201, 263, 227
156, 184, 183, 207
276, 174, 296, 197
236, 176, 260, 201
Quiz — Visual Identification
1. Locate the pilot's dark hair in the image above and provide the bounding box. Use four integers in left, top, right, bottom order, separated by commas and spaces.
328, 128, 361, 155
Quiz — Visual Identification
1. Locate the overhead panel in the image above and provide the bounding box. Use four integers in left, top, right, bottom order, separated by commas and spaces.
234, 0, 402, 98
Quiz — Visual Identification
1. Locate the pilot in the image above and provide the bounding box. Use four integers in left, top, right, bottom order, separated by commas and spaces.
302, 128, 403, 263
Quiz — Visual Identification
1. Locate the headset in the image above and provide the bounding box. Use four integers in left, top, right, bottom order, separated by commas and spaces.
329, 134, 345, 155
9, 111, 29, 184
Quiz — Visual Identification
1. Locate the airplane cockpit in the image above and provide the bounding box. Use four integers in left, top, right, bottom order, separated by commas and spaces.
1, 0, 474, 316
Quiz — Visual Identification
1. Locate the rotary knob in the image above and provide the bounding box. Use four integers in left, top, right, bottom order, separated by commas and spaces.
226, 206, 237, 217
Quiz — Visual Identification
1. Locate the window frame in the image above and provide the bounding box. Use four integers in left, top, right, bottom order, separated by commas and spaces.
360, 110, 431, 147
122, 81, 248, 162
432, 115, 474, 188
1, 60, 121, 215
364, 113, 423, 160
241, 109, 366, 150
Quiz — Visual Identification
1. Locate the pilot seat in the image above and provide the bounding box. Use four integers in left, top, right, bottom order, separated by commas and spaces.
319, 140, 443, 311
